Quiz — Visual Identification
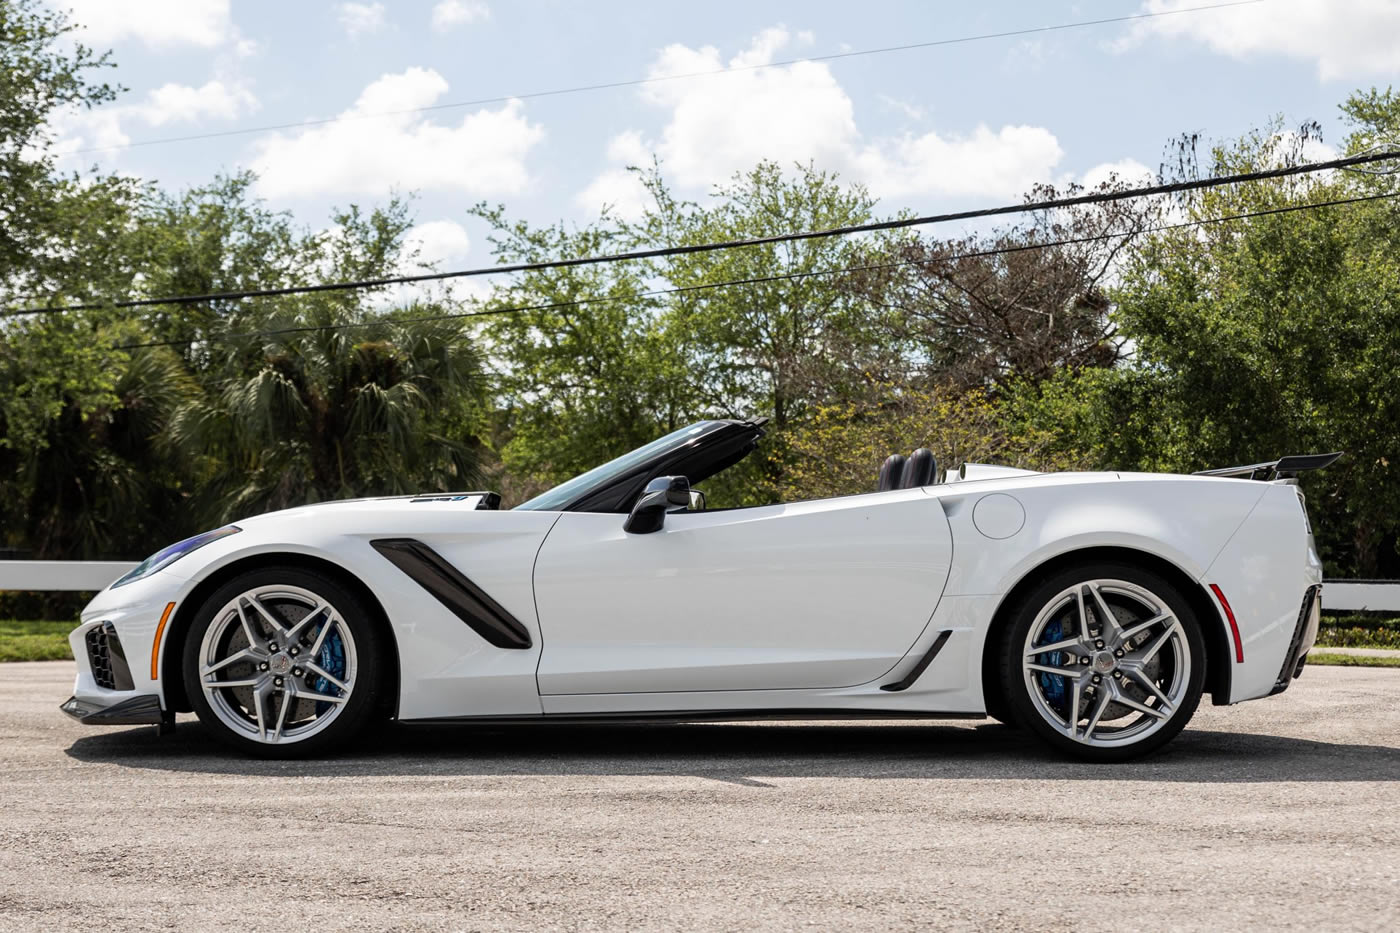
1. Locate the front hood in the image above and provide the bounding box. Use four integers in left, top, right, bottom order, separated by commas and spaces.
233, 491, 502, 528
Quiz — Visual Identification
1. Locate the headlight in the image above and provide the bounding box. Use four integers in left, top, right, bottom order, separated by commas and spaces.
111, 526, 241, 588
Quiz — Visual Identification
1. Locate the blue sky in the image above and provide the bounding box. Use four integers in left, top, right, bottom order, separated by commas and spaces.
46, 0, 1400, 272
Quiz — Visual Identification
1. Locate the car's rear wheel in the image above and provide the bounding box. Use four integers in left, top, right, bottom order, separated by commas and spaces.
182, 568, 387, 757
997, 562, 1206, 762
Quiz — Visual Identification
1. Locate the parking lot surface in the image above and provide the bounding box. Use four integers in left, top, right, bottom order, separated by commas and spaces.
1, 660, 1397, 932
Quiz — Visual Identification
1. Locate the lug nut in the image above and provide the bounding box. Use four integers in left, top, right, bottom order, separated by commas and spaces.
259, 662, 269, 671
1092, 674, 1102, 683
273, 677, 284, 687
292, 667, 303, 677
1095, 640, 1105, 649
1115, 649, 1125, 658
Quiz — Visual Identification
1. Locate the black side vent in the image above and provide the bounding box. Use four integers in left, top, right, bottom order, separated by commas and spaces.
85, 622, 135, 691
881, 630, 953, 692
370, 538, 532, 649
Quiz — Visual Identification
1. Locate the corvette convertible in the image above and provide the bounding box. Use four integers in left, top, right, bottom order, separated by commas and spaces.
62, 419, 1335, 761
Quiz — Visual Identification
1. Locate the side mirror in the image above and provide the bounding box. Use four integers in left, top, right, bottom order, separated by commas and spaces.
623, 475, 690, 535
688, 488, 706, 512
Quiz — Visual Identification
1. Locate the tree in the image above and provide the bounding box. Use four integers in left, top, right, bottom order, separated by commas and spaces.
473, 162, 904, 506
0, 0, 143, 297
167, 195, 487, 524
839, 180, 1158, 392
1022, 103, 1400, 577
780, 386, 1080, 502
643, 162, 894, 434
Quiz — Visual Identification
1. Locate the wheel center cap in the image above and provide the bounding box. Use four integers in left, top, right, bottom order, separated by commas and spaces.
269, 653, 293, 676
1092, 650, 1117, 674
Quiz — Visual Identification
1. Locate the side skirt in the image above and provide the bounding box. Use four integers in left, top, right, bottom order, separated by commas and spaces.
402, 708, 988, 726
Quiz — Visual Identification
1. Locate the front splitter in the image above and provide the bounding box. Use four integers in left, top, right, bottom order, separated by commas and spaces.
60, 694, 164, 725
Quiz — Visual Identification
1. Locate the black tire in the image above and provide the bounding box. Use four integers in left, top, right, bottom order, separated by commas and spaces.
996, 561, 1206, 762
182, 567, 388, 758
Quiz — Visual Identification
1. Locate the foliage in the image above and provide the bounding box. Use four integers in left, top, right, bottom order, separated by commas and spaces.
1316, 614, 1400, 650
781, 387, 1083, 501
469, 201, 686, 503
3, 156, 487, 555
1015, 102, 1400, 577
173, 307, 484, 522
840, 179, 1159, 391
3, 2, 1400, 583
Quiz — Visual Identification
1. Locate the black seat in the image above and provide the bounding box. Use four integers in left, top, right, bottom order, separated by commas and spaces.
877, 454, 907, 492
900, 448, 937, 488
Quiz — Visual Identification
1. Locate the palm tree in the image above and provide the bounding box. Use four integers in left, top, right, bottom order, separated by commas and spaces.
171, 297, 486, 525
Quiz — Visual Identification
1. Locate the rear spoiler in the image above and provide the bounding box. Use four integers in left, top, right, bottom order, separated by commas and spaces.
1193, 451, 1342, 481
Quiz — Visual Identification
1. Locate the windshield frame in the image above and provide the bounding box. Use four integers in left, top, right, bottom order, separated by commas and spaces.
514, 419, 764, 513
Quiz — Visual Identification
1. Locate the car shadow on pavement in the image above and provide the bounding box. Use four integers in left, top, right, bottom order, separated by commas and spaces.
65, 719, 1400, 784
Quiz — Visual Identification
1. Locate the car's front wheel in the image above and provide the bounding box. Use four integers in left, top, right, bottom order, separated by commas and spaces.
182, 568, 387, 757
997, 562, 1206, 762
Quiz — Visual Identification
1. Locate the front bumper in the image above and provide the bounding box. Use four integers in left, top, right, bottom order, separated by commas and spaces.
60, 693, 164, 725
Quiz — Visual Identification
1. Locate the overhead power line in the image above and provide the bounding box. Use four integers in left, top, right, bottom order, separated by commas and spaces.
8, 148, 1398, 320
55, 0, 1267, 157
115, 190, 1400, 351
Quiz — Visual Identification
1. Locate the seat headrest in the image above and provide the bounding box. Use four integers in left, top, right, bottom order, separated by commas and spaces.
900, 448, 937, 489
877, 454, 907, 492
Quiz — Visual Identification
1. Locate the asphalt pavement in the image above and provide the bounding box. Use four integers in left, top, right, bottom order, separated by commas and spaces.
1, 660, 1397, 932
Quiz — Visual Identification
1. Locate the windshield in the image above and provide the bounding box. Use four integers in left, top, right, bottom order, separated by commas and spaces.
514, 421, 722, 511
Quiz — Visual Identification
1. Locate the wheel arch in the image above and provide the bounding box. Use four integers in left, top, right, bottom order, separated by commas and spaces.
978, 545, 1231, 712
161, 552, 400, 716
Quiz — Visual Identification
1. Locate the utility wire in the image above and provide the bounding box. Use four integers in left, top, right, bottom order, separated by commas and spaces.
56, 0, 1265, 157
10, 148, 1399, 320
114, 190, 1400, 351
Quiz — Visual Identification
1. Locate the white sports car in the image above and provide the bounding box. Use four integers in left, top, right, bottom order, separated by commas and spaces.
62, 419, 1335, 761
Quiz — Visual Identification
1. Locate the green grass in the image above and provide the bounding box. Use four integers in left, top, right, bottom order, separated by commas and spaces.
1306, 651, 1400, 668
0, 620, 77, 662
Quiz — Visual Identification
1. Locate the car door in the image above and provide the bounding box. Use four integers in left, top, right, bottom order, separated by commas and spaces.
531, 487, 953, 695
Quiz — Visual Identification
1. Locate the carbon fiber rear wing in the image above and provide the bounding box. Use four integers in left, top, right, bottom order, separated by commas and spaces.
1193, 451, 1342, 481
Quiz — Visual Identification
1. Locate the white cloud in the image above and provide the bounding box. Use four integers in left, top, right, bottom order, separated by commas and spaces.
337, 2, 387, 37
1080, 158, 1155, 190
250, 67, 545, 200
1121, 0, 1400, 81
404, 220, 472, 268
60, 0, 233, 48
431, 0, 490, 30
573, 131, 653, 219
140, 80, 258, 126
579, 28, 1065, 210
49, 80, 257, 156
878, 94, 926, 122
853, 125, 1064, 200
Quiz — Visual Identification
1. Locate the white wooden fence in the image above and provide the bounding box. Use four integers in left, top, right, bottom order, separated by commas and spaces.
0, 561, 137, 592
1, 560, 1397, 611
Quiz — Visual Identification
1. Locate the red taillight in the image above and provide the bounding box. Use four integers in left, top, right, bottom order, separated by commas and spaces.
1210, 584, 1244, 663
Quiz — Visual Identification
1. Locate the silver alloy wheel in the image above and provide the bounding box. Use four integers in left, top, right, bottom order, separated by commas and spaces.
1021, 578, 1190, 748
197, 584, 357, 745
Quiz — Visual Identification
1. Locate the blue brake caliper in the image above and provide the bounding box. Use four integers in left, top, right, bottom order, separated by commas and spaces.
1037, 618, 1068, 718
312, 627, 346, 716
